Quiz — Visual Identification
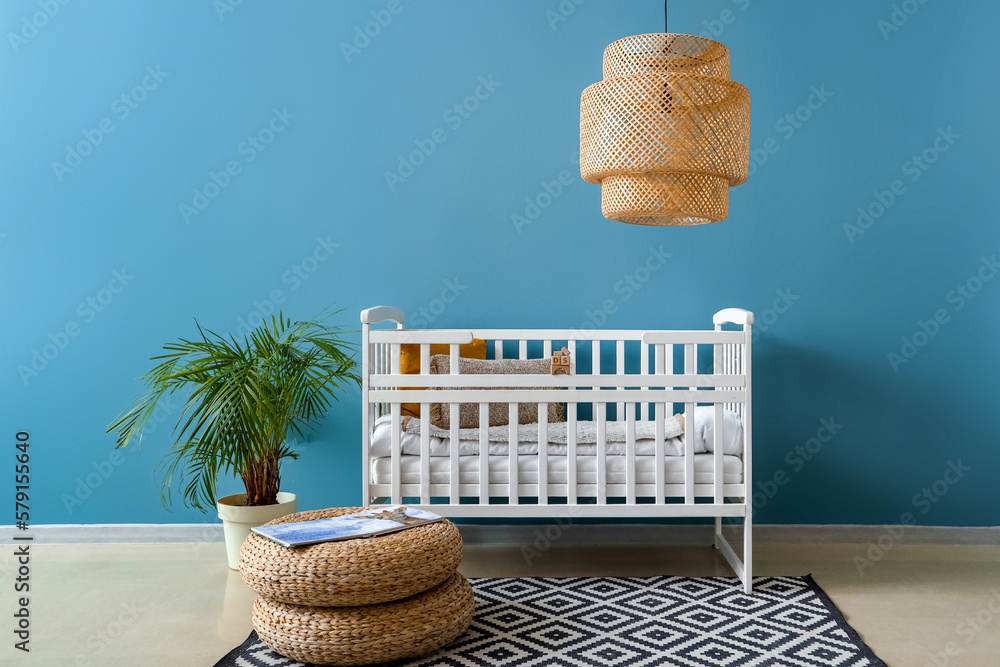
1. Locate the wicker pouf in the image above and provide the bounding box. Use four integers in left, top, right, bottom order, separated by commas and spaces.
253, 572, 475, 666
239, 506, 464, 606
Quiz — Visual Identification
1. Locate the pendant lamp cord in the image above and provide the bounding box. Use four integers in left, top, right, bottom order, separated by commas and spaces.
664, 0, 668, 33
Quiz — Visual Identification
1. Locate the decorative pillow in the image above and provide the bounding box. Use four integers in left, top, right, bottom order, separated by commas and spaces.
399, 339, 488, 418
427, 355, 566, 429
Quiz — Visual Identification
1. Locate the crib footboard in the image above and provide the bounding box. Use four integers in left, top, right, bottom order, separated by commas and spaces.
360, 306, 754, 592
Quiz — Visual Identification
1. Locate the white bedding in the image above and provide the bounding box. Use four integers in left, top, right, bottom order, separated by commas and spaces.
370, 405, 744, 458
370, 453, 743, 486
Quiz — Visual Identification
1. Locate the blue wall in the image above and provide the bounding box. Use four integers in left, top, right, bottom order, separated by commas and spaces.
3, 0, 998, 526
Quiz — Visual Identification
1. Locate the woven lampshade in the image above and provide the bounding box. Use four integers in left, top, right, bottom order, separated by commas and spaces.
580, 33, 751, 225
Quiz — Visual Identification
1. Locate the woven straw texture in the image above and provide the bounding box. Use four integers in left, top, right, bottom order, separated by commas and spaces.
252, 572, 475, 666
580, 33, 750, 225
426, 355, 565, 429
239, 507, 463, 607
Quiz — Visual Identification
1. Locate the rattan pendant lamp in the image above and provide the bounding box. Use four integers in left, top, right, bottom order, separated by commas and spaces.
580, 1, 751, 225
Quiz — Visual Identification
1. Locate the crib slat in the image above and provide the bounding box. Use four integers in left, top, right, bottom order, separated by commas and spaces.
419, 403, 430, 504
626, 405, 636, 504
391, 404, 401, 504
684, 343, 696, 505
714, 402, 725, 504
544, 339, 552, 357
509, 404, 519, 505
616, 339, 625, 422
420, 344, 430, 376
719, 342, 733, 410
479, 403, 489, 504
738, 342, 745, 417
727, 342, 734, 414
391, 343, 401, 375
596, 402, 606, 505
665, 340, 674, 416
374, 343, 383, 419
655, 343, 665, 505
567, 401, 577, 505
449, 344, 460, 503
592, 340, 603, 422
449, 404, 460, 503
538, 403, 548, 505
519, 339, 527, 360
641, 341, 650, 420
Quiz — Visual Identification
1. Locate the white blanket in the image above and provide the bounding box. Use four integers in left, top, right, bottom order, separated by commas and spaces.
404, 414, 684, 444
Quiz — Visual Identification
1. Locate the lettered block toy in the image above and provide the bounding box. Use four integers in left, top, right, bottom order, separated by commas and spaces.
551, 347, 572, 375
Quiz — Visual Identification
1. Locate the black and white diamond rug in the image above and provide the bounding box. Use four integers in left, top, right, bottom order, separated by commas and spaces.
215, 575, 887, 666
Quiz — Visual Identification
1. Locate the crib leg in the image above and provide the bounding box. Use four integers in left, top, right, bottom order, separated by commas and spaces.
714, 510, 753, 594
713, 517, 722, 549
743, 508, 753, 594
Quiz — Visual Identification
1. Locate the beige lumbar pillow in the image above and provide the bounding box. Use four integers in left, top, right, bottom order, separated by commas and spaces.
427, 355, 566, 429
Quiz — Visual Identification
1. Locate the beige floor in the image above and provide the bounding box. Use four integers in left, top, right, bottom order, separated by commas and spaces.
3, 540, 999, 666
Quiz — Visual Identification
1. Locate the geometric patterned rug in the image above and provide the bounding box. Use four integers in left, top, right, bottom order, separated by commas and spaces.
214, 575, 887, 667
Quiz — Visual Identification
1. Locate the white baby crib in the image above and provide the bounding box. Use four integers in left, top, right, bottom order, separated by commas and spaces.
360, 306, 755, 592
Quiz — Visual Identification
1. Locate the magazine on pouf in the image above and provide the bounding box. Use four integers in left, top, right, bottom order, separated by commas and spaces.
250, 505, 445, 547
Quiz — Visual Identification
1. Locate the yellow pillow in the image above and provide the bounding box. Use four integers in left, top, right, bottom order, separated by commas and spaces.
399, 338, 488, 417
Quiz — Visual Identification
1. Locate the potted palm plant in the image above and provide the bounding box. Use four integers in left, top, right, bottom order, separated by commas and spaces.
108, 312, 360, 568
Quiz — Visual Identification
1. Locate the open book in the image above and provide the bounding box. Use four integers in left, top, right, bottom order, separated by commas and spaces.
250, 505, 445, 548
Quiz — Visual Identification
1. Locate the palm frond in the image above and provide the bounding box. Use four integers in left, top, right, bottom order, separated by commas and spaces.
107, 310, 360, 512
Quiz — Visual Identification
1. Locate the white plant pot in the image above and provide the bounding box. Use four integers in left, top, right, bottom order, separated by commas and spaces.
217, 491, 297, 570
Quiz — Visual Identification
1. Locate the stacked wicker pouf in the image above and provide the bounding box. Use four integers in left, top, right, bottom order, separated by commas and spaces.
239, 507, 474, 666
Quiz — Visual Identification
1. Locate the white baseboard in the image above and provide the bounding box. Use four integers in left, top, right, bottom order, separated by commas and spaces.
0, 523, 224, 544
1, 522, 997, 545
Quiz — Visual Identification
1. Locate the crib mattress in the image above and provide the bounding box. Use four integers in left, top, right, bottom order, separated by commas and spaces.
370, 453, 742, 486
